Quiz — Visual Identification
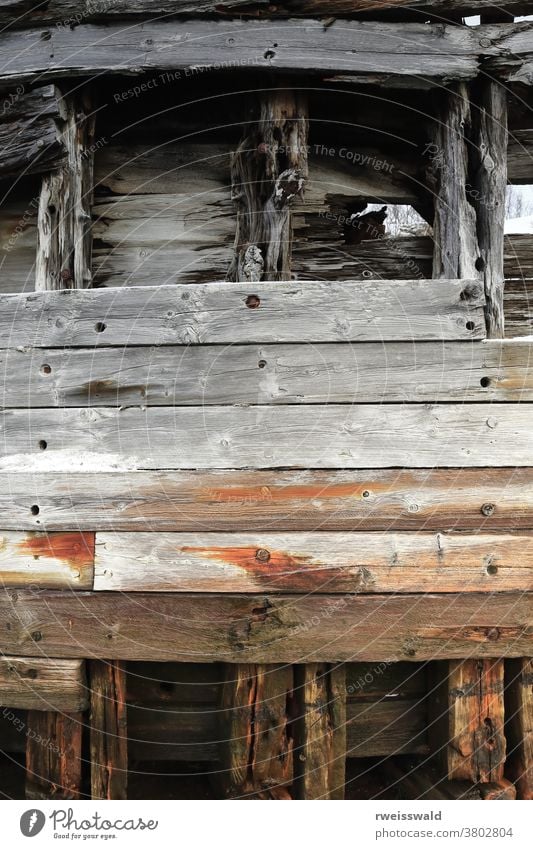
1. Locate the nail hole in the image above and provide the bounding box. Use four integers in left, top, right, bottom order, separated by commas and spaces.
475, 256, 485, 272
480, 376, 491, 388
38, 440, 47, 451
362, 490, 370, 498
486, 563, 498, 576
246, 295, 260, 309
40, 364, 52, 375
30, 505, 40, 516
466, 321, 475, 331
94, 322, 107, 333
258, 360, 267, 369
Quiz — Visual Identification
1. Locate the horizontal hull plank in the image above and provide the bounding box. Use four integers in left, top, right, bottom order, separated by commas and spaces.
1, 468, 531, 532
0, 404, 531, 470
0, 279, 485, 346
0, 657, 88, 712
2, 339, 532, 407
0, 531, 94, 589
94, 530, 533, 593
0, 590, 532, 661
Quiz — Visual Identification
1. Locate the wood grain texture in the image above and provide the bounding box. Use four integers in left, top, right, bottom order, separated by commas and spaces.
0, 657, 88, 711
0, 84, 65, 179
505, 658, 533, 799
0, 279, 485, 347
0, 531, 94, 588
1, 590, 532, 662
94, 530, 533, 594
346, 698, 428, 758
2, 468, 532, 532
3, 339, 532, 408
25, 711, 83, 800
1, 21, 531, 85
89, 660, 128, 800
0, 403, 531, 471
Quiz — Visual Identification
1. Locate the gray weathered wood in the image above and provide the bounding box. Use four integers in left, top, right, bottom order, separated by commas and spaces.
0, 84, 65, 178
1, 339, 531, 407
0, 531, 94, 588
94, 530, 533, 594
0, 21, 532, 85
0, 404, 530, 471
0, 657, 88, 711
1, 468, 531, 532
1, 590, 532, 662
0, 279, 486, 347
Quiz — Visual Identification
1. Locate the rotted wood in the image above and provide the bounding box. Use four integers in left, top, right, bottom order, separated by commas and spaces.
505, 658, 533, 799
25, 711, 83, 800
0, 84, 66, 178
0, 531, 94, 589
89, 661, 128, 800
228, 89, 308, 282
431, 659, 506, 784
218, 664, 293, 798
94, 530, 533, 594
36, 87, 96, 290
293, 664, 346, 799
0, 657, 88, 712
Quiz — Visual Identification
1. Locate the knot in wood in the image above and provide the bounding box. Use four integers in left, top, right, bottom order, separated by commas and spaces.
255, 548, 271, 563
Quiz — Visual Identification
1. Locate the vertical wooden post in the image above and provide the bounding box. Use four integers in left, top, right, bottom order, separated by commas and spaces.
505, 658, 533, 799
26, 712, 83, 800
36, 86, 96, 290
89, 661, 128, 800
293, 664, 346, 800
218, 664, 293, 798
228, 87, 308, 281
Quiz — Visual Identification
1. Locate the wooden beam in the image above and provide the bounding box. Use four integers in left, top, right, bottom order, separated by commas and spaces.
0, 84, 65, 179
218, 664, 293, 798
293, 664, 346, 799
36, 88, 96, 290
0, 21, 531, 86
94, 530, 533, 594
0, 657, 88, 711
432, 659, 506, 783
1, 403, 532, 471
505, 658, 533, 799
25, 711, 83, 800
0, 531, 94, 589
2, 468, 533, 533
0, 279, 486, 347
1, 590, 533, 662
471, 79, 508, 338
89, 661, 128, 800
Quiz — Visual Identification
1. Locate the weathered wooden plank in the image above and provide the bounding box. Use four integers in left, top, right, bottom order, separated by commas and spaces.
1, 590, 533, 662
0, 1, 530, 27
94, 530, 533, 593
0, 279, 485, 347
3, 339, 533, 408
293, 664, 346, 799
0, 531, 94, 588
25, 711, 83, 800
2, 468, 533, 532
0, 197, 39, 295
0, 404, 530, 471
1, 21, 529, 85
505, 658, 533, 799
0, 84, 65, 178
218, 664, 293, 798
0, 657, 88, 711
89, 661, 128, 800
432, 659, 506, 783
347, 698, 428, 758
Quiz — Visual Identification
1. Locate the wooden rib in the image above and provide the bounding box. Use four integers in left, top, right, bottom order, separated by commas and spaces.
25, 711, 83, 800
1, 590, 532, 662
2, 339, 533, 408
1, 468, 532, 532
0, 531, 94, 589
89, 661, 128, 801
94, 530, 533, 594
293, 664, 346, 799
0, 657, 88, 712
0, 279, 485, 347
505, 658, 533, 799
1, 404, 532, 471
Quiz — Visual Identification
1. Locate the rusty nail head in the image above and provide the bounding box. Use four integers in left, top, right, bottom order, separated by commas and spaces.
481, 503, 495, 517
256, 548, 271, 563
